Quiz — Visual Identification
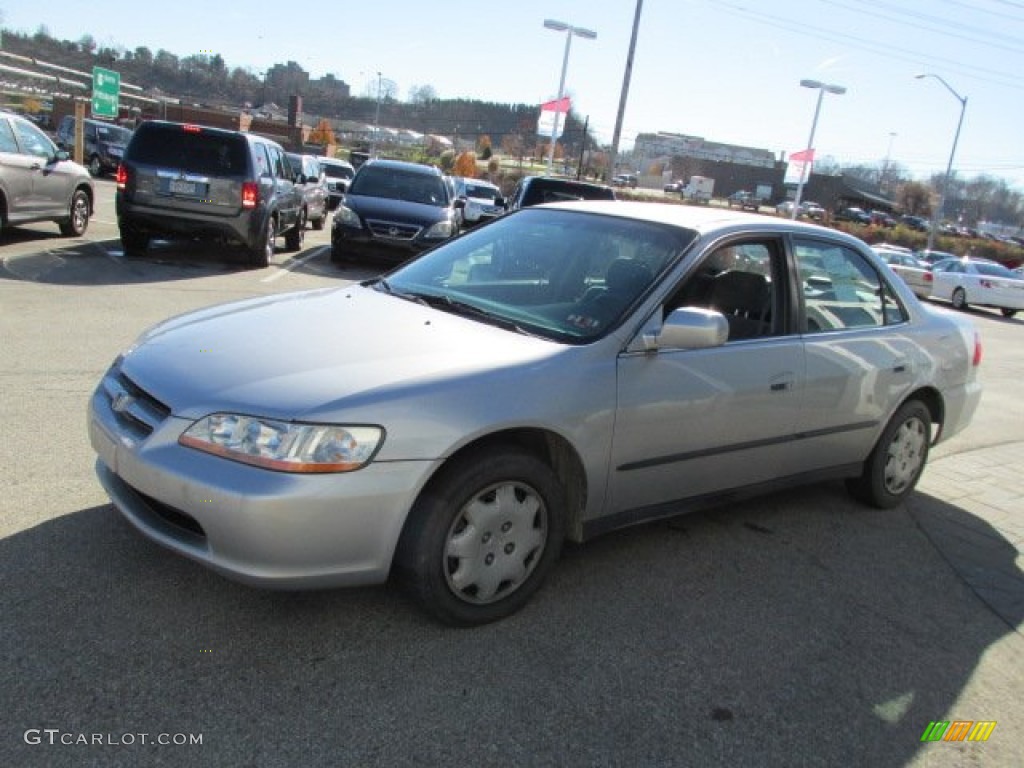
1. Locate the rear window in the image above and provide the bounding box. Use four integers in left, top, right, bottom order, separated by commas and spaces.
126, 125, 249, 176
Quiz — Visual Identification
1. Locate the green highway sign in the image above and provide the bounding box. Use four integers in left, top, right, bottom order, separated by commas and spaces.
91, 66, 120, 118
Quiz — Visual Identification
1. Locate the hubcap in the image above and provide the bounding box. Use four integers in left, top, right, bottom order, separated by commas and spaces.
72, 197, 87, 232
443, 481, 547, 605
883, 416, 927, 494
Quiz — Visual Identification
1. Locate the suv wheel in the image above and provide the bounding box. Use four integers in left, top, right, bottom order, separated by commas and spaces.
285, 210, 305, 252
120, 226, 150, 257
88, 155, 102, 177
250, 216, 276, 268
58, 191, 90, 237
311, 212, 325, 231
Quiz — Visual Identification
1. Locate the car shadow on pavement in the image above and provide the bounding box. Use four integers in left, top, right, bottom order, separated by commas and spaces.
2, 489, 1021, 767
0, 239, 355, 286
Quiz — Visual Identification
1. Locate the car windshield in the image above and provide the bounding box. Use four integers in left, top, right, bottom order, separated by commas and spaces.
464, 184, 497, 200
96, 124, 132, 143
381, 208, 694, 343
349, 167, 448, 206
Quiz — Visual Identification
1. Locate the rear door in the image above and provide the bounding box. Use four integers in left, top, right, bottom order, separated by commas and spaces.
265, 144, 300, 227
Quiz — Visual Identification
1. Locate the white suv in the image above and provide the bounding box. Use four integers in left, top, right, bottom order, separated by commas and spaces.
453, 177, 503, 226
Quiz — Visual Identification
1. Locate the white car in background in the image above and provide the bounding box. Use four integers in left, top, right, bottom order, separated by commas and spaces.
873, 246, 933, 299
931, 257, 1024, 318
453, 177, 503, 226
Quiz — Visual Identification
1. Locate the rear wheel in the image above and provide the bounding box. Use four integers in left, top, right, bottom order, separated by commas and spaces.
395, 447, 566, 626
951, 286, 968, 310
88, 155, 102, 177
1000, 308, 1017, 318
285, 210, 305, 251
250, 215, 276, 268
846, 400, 931, 509
120, 226, 150, 257
58, 190, 90, 237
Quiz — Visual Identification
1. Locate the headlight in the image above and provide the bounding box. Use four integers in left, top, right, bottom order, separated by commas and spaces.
333, 205, 361, 229
180, 414, 384, 473
423, 219, 455, 239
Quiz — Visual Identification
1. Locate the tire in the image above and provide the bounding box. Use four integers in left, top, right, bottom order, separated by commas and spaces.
88, 155, 102, 177
285, 210, 305, 252
1000, 308, 1017, 318
311, 214, 325, 231
395, 447, 566, 626
58, 190, 90, 237
846, 400, 931, 509
951, 286, 968, 310
249, 215, 276, 268
120, 226, 149, 257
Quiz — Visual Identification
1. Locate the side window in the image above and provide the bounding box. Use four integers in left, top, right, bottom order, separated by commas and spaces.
13, 120, 55, 158
666, 240, 783, 341
0, 118, 18, 153
795, 239, 905, 333
266, 146, 288, 179
253, 144, 270, 178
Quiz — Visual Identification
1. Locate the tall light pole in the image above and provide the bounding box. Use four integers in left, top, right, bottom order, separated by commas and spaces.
543, 18, 596, 175
607, 0, 643, 181
882, 131, 897, 192
371, 70, 382, 158
792, 79, 846, 219
916, 73, 968, 252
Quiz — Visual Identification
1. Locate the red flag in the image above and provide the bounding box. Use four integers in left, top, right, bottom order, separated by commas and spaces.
540, 97, 571, 113
790, 148, 815, 163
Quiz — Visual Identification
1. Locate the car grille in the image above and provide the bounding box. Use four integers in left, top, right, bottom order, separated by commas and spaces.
137, 490, 207, 538
100, 365, 171, 439
366, 219, 421, 241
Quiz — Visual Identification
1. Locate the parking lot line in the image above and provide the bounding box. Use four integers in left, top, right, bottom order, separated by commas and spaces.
260, 247, 327, 283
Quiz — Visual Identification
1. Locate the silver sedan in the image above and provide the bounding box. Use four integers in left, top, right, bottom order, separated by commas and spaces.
89, 203, 983, 625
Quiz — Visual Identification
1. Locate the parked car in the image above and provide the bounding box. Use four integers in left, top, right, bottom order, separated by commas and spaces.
56, 115, 133, 177
873, 247, 933, 299
930, 256, 1024, 317
899, 215, 929, 232
802, 201, 825, 220
330, 159, 463, 264
612, 173, 638, 188
870, 210, 896, 228
89, 202, 982, 626
727, 190, 760, 211
318, 156, 355, 210
452, 177, 504, 226
286, 153, 329, 231
834, 207, 872, 224
0, 109, 93, 238
503, 176, 615, 211
663, 180, 682, 193
116, 121, 304, 266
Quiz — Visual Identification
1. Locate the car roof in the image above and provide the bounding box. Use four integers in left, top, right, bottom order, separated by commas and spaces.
539, 200, 872, 246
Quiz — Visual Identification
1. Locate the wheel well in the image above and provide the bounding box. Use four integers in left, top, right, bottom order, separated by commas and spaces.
905, 386, 944, 441
430, 429, 588, 542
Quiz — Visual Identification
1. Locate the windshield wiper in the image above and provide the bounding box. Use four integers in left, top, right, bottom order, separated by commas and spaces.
403, 291, 537, 336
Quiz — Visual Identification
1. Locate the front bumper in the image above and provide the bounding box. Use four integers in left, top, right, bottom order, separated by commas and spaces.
89, 385, 438, 588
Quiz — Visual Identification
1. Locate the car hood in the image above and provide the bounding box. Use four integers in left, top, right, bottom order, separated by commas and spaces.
119, 285, 561, 421
344, 194, 451, 225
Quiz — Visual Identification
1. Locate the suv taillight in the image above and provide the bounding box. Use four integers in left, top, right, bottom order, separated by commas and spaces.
973, 332, 983, 367
115, 164, 129, 190
241, 182, 259, 209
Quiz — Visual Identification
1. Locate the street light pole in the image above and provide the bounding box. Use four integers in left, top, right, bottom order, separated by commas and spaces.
371, 70, 382, 159
607, 0, 643, 181
916, 73, 968, 253
543, 19, 596, 175
792, 79, 846, 220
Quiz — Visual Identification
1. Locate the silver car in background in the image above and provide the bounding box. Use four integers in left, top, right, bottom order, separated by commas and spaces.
89, 203, 982, 625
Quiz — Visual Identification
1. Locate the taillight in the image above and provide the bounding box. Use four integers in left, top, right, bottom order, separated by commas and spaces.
972, 332, 983, 367
182, 124, 201, 133
115, 164, 128, 190
924, 272, 933, 283
241, 182, 259, 209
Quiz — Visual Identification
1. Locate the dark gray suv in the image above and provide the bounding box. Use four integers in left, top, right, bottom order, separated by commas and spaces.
116, 121, 304, 266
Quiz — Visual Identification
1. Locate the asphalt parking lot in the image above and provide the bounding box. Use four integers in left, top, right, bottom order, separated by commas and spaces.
2, 181, 1022, 767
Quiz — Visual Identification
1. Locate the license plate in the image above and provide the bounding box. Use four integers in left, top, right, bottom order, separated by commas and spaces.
168, 179, 198, 196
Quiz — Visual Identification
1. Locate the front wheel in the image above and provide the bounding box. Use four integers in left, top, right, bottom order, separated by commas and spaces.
395, 448, 566, 626
846, 400, 931, 509
88, 155, 102, 177
120, 226, 150, 257
1001, 308, 1017, 318
951, 286, 968, 310
59, 190, 90, 236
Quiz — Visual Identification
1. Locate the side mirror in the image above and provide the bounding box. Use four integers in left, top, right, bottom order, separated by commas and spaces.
453, 198, 466, 209
54, 149, 70, 162
650, 307, 728, 350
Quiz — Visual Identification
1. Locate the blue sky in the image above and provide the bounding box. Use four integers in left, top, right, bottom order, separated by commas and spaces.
4, 0, 1023, 188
